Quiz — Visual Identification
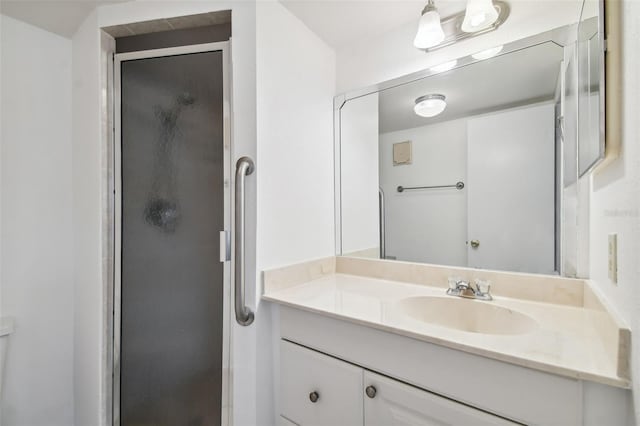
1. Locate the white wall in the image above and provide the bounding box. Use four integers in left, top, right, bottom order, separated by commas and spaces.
336, 1, 582, 93
379, 119, 467, 265
0, 14, 74, 426
586, 1, 640, 421
256, 3, 336, 422
256, 0, 336, 274
70, 10, 103, 426
340, 93, 379, 255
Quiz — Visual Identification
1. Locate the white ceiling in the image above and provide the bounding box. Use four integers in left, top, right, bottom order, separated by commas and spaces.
378, 41, 563, 133
280, 0, 468, 49
0, 0, 129, 38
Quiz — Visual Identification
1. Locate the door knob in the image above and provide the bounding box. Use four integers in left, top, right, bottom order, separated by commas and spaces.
470, 239, 480, 249
309, 391, 319, 403
366, 385, 377, 398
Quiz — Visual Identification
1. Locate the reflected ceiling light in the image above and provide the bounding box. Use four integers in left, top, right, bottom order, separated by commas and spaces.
413, 0, 445, 49
429, 59, 458, 73
414, 94, 447, 118
461, 0, 499, 32
471, 45, 503, 60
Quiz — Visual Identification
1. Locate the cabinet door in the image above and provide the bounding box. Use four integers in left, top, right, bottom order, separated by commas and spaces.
281, 340, 364, 426
364, 371, 517, 426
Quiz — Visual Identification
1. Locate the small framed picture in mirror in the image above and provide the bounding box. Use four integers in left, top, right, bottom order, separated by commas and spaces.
393, 141, 412, 166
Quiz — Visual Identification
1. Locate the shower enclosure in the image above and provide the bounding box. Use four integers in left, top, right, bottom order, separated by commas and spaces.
114, 42, 232, 425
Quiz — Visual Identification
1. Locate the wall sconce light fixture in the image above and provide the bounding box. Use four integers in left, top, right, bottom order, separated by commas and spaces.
413, 0, 509, 52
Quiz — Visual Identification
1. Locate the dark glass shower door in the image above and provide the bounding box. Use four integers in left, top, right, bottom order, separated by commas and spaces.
120, 50, 226, 426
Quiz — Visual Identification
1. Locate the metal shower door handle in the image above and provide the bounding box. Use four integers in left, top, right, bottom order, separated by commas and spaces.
234, 157, 255, 326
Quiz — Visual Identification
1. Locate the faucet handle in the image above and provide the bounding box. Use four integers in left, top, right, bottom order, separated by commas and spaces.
448, 276, 461, 290
474, 279, 491, 295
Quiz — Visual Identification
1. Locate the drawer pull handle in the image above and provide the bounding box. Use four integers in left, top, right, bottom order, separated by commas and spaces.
309, 391, 320, 403
366, 385, 377, 399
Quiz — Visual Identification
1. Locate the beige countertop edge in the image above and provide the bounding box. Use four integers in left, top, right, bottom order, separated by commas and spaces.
263, 294, 631, 389
584, 279, 633, 380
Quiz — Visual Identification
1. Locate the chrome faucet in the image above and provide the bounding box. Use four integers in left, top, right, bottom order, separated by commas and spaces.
446, 277, 492, 301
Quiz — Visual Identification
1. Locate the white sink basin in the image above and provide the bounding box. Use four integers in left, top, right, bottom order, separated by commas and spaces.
396, 296, 538, 335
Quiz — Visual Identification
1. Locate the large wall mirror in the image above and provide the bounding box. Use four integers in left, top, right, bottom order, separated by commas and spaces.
335, 1, 608, 277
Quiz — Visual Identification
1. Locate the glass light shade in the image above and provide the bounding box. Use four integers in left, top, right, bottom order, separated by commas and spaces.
461, 0, 499, 33
471, 45, 503, 60
413, 9, 445, 49
414, 94, 447, 117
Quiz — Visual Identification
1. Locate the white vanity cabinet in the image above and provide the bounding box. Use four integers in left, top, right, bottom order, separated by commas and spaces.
273, 305, 632, 426
280, 340, 364, 425
280, 340, 517, 426
363, 371, 516, 426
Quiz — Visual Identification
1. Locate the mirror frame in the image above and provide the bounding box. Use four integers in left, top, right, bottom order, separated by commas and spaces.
593, 0, 621, 173
576, 0, 606, 177
333, 27, 574, 257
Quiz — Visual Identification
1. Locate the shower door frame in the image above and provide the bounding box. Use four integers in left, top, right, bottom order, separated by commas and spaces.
113, 41, 233, 426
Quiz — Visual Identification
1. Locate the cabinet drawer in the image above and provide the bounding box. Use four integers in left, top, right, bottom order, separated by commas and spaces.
281, 340, 363, 426
364, 371, 519, 426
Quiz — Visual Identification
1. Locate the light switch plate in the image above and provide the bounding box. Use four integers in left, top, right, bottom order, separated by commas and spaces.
608, 233, 617, 284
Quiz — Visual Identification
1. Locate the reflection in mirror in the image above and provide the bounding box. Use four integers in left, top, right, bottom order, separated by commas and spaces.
336, 25, 605, 277
577, 0, 605, 176
340, 93, 380, 258
563, 45, 578, 188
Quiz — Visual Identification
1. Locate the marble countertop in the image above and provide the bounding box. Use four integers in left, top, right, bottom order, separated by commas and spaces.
263, 272, 630, 388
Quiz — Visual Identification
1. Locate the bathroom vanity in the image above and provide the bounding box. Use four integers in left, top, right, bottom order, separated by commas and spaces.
263, 257, 632, 426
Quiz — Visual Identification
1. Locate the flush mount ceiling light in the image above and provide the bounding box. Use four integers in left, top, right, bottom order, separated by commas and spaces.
429, 59, 458, 73
471, 45, 504, 60
413, 0, 445, 49
414, 94, 447, 118
462, 0, 499, 33
413, 1, 509, 52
